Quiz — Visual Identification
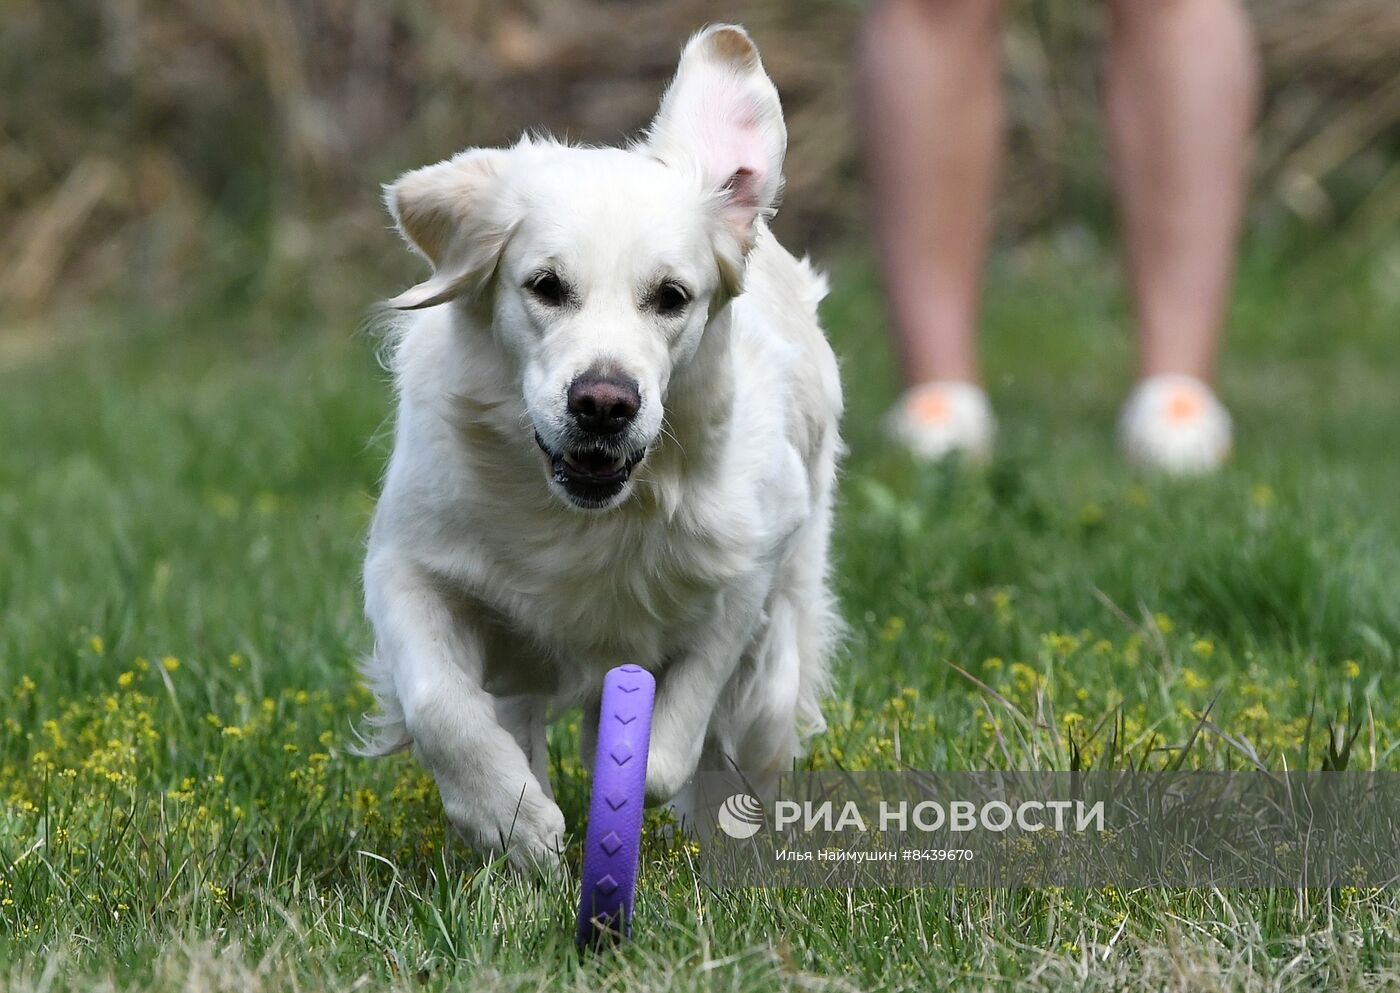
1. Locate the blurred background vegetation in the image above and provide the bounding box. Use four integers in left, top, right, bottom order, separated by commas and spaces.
2, 0, 1398, 332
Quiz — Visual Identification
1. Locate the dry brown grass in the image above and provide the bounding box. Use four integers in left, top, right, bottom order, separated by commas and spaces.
1, 0, 1396, 320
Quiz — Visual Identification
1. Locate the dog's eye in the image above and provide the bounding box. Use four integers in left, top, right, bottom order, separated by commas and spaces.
652, 281, 690, 315
526, 271, 567, 306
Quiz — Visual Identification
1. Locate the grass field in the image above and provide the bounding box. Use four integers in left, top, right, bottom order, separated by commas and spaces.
2, 238, 1399, 991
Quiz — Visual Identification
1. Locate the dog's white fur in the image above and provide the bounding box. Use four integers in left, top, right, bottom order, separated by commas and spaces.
360, 25, 843, 868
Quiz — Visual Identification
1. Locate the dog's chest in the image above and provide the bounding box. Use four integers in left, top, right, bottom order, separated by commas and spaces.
490, 507, 757, 667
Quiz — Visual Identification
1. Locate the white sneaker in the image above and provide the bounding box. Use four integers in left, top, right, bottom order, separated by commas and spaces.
1118, 374, 1232, 475
885, 381, 995, 462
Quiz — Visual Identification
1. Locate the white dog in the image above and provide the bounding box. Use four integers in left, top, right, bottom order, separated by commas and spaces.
359, 24, 843, 869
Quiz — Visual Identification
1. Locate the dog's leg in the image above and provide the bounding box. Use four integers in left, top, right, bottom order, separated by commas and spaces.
664, 736, 731, 839
663, 605, 800, 839
495, 695, 553, 801
644, 587, 763, 804
726, 475, 841, 777
364, 554, 565, 872
729, 596, 802, 785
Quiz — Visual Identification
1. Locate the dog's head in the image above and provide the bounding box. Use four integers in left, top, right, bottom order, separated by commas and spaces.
383, 25, 786, 511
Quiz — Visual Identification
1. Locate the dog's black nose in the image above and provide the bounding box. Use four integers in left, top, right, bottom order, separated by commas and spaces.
568, 370, 640, 435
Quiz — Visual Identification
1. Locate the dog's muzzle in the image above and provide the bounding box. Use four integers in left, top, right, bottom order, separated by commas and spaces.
535, 432, 646, 509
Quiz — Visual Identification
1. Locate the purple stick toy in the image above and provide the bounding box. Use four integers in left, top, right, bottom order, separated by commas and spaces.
576, 664, 655, 948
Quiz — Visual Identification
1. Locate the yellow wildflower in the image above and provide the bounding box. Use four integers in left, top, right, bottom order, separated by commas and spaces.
1241, 703, 1269, 722
879, 615, 905, 642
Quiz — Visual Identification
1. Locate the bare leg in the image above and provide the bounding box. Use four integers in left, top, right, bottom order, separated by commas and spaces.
1106, 0, 1257, 382
860, 0, 1004, 388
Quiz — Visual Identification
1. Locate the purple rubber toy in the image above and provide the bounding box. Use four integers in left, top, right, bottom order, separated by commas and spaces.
576, 664, 655, 948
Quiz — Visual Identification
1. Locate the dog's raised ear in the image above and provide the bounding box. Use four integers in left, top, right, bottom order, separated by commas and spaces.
384, 148, 511, 310
643, 25, 786, 253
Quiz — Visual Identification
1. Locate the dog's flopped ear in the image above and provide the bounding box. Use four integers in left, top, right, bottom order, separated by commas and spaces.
643, 25, 786, 253
384, 148, 511, 310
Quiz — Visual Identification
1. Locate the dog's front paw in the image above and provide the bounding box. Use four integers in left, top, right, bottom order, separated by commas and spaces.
645, 730, 702, 805
439, 773, 567, 875
405, 690, 566, 875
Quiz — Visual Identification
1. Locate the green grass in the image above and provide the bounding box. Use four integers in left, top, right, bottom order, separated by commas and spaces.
2, 237, 1399, 991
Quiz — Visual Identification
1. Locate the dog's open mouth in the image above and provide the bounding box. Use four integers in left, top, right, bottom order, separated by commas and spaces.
535, 432, 646, 507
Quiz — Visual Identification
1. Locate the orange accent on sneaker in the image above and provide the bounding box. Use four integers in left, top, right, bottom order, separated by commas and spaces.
909, 389, 951, 424
1165, 389, 1204, 423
